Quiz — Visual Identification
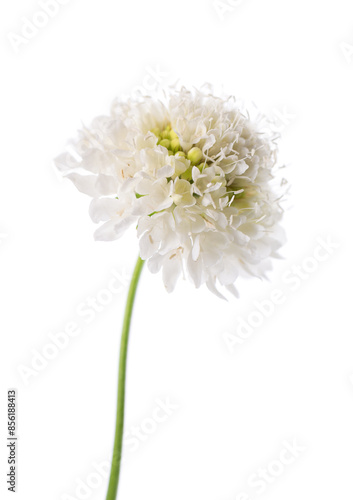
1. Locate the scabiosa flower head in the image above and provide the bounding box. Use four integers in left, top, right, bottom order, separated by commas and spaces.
55, 86, 285, 296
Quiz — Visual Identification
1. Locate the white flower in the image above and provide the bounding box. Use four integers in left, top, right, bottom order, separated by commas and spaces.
55, 86, 285, 296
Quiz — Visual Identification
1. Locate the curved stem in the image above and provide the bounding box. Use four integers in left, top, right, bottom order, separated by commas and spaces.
106, 256, 145, 500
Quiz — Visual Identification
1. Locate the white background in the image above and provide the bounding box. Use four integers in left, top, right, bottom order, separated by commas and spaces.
1, 1, 353, 499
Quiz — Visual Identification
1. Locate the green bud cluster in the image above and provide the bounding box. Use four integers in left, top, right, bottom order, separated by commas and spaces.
151, 124, 182, 154
150, 124, 207, 181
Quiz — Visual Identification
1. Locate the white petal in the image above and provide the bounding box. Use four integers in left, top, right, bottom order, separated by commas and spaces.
157, 164, 174, 179
162, 255, 182, 293
54, 152, 78, 173
89, 198, 120, 223
94, 216, 134, 241
65, 173, 99, 197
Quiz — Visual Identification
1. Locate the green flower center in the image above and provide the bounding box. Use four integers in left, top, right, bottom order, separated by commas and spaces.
150, 124, 208, 181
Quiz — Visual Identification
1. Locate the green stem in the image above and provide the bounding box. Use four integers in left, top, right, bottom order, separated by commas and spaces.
106, 256, 145, 500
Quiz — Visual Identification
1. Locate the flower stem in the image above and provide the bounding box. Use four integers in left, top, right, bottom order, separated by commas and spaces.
106, 255, 145, 500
